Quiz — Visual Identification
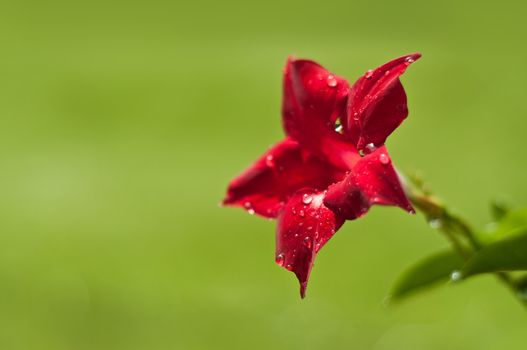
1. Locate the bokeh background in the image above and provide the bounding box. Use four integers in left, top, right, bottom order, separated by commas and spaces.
0, 0, 526, 349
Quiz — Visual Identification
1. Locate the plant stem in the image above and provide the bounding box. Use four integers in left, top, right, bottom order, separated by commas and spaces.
405, 182, 527, 309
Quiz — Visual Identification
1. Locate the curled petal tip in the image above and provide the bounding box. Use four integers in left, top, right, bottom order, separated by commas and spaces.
345, 53, 421, 150
300, 282, 308, 299
401, 53, 422, 64
221, 196, 234, 207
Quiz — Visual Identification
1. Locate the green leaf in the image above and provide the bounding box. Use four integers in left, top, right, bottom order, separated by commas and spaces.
390, 250, 463, 301
478, 208, 527, 244
461, 230, 527, 278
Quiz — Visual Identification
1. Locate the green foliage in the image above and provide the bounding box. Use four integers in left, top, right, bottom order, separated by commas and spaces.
390, 250, 463, 301
462, 230, 527, 278
392, 206, 527, 302
478, 208, 527, 244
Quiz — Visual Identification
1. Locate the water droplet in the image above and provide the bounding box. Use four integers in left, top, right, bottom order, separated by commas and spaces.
326, 75, 338, 87
379, 153, 390, 165
302, 194, 313, 205
384, 70, 391, 76
365, 70, 373, 79
315, 243, 321, 251
405, 56, 415, 64
265, 154, 274, 167
299, 209, 305, 217
365, 143, 377, 153
353, 112, 359, 121
307, 226, 313, 231
428, 218, 442, 229
275, 253, 285, 266
244, 202, 255, 214
303, 237, 312, 249
450, 270, 463, 282
285, 264, 293, 271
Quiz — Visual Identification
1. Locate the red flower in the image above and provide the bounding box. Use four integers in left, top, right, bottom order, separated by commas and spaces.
224, 54, 420, 297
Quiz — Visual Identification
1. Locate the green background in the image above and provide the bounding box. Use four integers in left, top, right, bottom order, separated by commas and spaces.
0, 0, 526, 349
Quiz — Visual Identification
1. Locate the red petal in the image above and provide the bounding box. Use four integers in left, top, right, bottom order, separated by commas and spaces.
276, 190, 344, 298
223, 138, 345, 218
324, 146, 414, 220
345, 53, 421, 151
282, 57, 361, 170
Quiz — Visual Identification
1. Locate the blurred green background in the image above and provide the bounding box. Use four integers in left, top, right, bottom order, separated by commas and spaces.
0, 0, 526, 349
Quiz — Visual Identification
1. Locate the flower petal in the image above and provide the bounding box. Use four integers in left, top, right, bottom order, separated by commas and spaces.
282, 57, 360, 170
223, 138, 344, 218
324, 146, 414, 220
276, 190, 344, 298
345, 53, 421, 151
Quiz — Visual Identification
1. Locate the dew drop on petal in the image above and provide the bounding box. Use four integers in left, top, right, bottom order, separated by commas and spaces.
326, 75, 338, 87
286, 264, 293, 271
275, 253, 285, 266
302, 194, 313, 205
405, 56, 415, 64
265, 154, 274, 167
365, 70, 373, 79
365, 143, 377, 153
243, 202, 255, 214
299, 209, 305, 217
379, 153, 390, 165
303, 237, 312, 249
384, 70, 391, 76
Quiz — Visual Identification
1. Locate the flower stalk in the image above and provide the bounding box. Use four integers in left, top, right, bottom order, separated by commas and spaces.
405, 174, 527, 309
